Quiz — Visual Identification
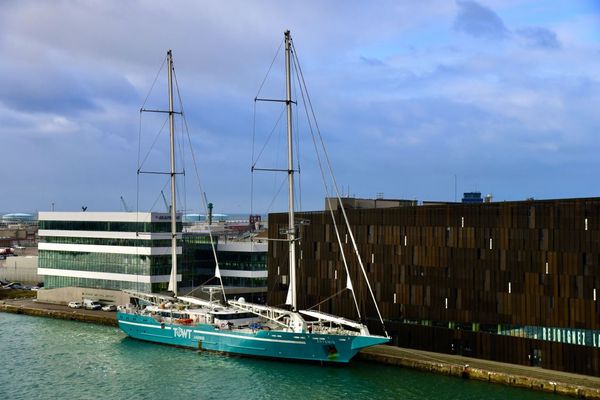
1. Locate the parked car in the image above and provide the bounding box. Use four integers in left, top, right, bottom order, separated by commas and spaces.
101, 304, 117, 312
5, 282, 23, 289
68, 301, 82, 309
83, 299, 102, 310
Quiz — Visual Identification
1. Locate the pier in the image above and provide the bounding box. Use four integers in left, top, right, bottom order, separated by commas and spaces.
2, 297, 600, 398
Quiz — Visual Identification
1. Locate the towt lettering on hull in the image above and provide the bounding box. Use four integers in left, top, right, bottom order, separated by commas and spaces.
174, 328, 192, 339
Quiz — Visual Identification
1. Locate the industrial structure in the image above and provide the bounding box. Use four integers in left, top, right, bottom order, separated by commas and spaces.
267, 197, 600, 376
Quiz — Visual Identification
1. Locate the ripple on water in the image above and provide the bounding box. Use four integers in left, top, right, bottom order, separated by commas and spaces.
0, 314, 560, 400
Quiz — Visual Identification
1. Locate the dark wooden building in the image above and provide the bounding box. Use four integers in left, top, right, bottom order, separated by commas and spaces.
267, 197, 600, 376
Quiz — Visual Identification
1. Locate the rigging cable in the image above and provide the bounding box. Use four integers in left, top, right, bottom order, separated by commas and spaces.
251, 100, 256, 223
172, 68, 190, 215
251, 39, 285, 220
174, 69, 227, 302
291, 39, 387, 336
138, 116, 169, 172
290, 49, 302, 212
135, 54, 167, 291
254, 39, 284, 101
291, 49, 361, 321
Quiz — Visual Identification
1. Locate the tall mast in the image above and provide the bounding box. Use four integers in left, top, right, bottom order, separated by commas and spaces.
284, 31, 297, 311
167, 49, 178, 296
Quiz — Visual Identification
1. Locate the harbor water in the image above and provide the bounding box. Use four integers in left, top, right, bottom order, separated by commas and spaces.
0, 313, 562, 400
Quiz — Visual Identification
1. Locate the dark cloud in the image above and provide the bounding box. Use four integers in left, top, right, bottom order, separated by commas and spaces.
454, 0, 508, 40
0, 62, 138, 115
360, 56, 386, 67
516, 27, 561, 50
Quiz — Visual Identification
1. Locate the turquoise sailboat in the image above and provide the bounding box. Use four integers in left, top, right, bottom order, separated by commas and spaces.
117, 32, 390, 363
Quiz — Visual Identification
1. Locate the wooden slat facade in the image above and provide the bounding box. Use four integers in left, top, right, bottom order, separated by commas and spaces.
267, 197, 600, 376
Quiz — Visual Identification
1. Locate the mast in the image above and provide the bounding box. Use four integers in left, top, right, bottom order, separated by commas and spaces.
284, 31, 297, 311
167, 49, 178, 296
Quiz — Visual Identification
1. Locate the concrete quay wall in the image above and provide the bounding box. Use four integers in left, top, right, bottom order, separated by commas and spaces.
0, 300, 117, 327
358, 348, 600, 399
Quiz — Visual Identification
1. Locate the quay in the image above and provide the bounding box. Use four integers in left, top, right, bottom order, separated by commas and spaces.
2, 298, 600, 398
0, 298, 117, 327
358, 346, 600, 399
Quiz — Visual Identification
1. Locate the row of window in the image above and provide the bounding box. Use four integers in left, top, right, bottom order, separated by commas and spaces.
499, 325, 600, 348
221, 277, 267, 287
39, 220, 181, 233
45, 276, 152, 292
41, 236, 176, 248
402, 319, 600, 348
39, 250, 175, 276
43, 273, 263, 292
218, 261, 267, 271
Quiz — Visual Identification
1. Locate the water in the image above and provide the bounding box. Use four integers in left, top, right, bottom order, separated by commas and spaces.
0, 313, 562, 400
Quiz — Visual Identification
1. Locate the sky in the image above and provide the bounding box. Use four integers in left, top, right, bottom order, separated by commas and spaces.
1, 0, 599, 215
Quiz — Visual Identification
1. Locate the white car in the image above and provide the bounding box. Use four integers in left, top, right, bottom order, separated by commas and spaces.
101, 304, 117, 312
68, 301, 82, 309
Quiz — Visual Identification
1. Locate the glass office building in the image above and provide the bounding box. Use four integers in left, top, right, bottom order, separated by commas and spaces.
38, 212, 182, 293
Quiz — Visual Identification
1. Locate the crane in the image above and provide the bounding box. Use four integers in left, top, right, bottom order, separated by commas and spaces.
120, 196, 131, 212
160, 190, 170, 213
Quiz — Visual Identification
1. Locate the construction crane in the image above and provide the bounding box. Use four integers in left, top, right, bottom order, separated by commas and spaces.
160, 190, 170, 213
120, 196, 131, 212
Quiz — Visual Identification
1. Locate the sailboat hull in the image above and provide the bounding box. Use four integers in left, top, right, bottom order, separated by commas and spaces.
118, 312, 389, 363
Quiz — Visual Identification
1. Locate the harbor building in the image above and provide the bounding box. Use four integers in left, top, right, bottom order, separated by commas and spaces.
217, 241, 268, 303
267, 197, 600, 376
180, 234, 268, 303
37, 212, 182, 304
35, 211, 267, 305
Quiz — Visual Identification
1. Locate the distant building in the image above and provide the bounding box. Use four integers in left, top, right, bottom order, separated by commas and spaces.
461, 192, 483, 203
2, 213, 36, 223
325, 197, 417, 210
181, 234, 268, 303
217, 242, 267, 303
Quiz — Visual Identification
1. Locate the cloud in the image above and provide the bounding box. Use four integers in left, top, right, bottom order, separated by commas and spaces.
454, 0, 508, 40
0, 0, 598, 212
516, 27, 561, 50
360, 56, 386, 67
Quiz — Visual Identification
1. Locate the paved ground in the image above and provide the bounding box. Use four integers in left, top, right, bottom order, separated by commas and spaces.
2, 297, 117, 320
361, 345, 600, 390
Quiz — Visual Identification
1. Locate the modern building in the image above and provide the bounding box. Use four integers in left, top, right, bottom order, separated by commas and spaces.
217, 241, 268, 303
180, 235, 268, 303
37, 212, 182, 304
267, 197, 600, 376
36, 211, 267, 305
